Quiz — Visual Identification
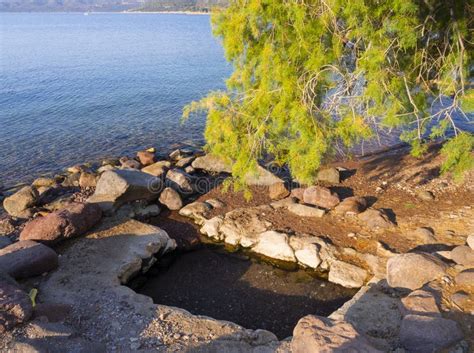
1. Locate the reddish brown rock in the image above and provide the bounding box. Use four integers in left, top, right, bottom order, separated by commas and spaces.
334, 196, 367, 215
20, 202, 102, 244
0, 280, 33, 333
0, 240, 58, 279
303, 186, 340, 209
291, 315, 382, 353
290, 188, 305, 201
137, 151, 156, 166
268, 183, 290, 200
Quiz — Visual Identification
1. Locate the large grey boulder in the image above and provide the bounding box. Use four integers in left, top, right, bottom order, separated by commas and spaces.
387, 253, 448, 290
192, 154, 232, 173
20, 202, 102, 244
399, 315, 463, 353
328, 260, 368, 288
3, 186, 38, 218
291, 315, 382, 353
0, 240, 58, 279
87, 170, 161, 212
0, 279, 33, 333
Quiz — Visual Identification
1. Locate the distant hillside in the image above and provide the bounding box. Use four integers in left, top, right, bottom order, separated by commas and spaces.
136, 0, 227, 12
0, 0, 227, 12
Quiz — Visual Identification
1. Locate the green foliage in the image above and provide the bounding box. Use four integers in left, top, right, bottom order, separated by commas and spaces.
440, 132, 474, 181
184, 0, 473, 184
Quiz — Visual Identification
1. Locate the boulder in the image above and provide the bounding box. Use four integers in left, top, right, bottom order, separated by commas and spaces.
20, 202, 102, 244
61, 172, 81, 187
387, 253, 448, 290
451, 245, 474, 266
137, 151, 156, 166
290, 188, 305, 201
270, 196, 296, 209
455, 269, 474, 287
32, 177, 56, 188
159, 187, 183, 210
3, 186, 38, 218
328, 260, 367, 288
316, 167, 340, 184
119, 157, 141, 170
399, 315, 463, 353
289, 236, 322, 269
217, 206, 272, 247
417, 190, 435, 201
303, 186, 340, 209
288, 204, 325, 218
79, 172, 97, 188
33, 303, 72, 323
451, 291, 473, 312
291, 315, 382, 353
251, 231, 296, 263
0, 279, 33, 333
268, 182, 289, 200
179, 201, 212, 225
192, 154, 232, 173
88, 170, 161, 212
141, 161, 170, 178
0, 240, 58, 279
244, 165, 283, 186
358, 209, 395, 229
200, 216, 224, 240
205, 198, 225, 209
400, 289, 441, 317
0, 218, 15, 236
467, 235, 474, 250
175, 156, 195, 168
165, 169, 194, 194
409, 227, 436, 244
334, 196, 367, 215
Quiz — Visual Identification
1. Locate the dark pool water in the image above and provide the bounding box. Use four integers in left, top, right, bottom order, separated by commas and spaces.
137, 246, 357, 339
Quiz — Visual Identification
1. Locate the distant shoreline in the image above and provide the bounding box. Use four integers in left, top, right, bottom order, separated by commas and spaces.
0, 10, 211, 15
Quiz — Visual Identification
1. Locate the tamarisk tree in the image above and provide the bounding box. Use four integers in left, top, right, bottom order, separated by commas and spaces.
184, 0, 473, 186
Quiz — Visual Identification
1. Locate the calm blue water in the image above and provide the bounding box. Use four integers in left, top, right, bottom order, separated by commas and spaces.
0, 12, 231, 188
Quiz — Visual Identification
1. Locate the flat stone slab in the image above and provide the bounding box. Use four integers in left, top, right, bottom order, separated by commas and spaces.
399, 314, 463, 353
291, 315, 382, 353
7, 217, 282, 352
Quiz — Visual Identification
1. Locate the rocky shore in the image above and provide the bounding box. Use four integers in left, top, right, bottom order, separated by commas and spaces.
0, 143, 473, 352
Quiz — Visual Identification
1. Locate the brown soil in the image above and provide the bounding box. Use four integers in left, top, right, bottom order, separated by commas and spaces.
197, 144, 474, 255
